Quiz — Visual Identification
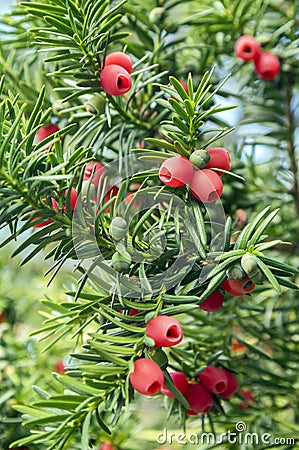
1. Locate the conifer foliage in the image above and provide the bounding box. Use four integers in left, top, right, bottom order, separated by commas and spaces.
0, 0, 298, 449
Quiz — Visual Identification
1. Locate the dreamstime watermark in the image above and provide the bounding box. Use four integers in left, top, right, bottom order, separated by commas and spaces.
72, 153, 227, 298
156, 422, 297, 446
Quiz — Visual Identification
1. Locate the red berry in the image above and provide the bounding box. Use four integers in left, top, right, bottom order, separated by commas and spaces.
68, 188, 78, 211
233, 208, 247, 227
129, 358, 164, 395
206, 147, 231, 175
200, 290, 225, 312
83, 161, 106, 186
52, 188, 77, 212
100, 64, 132, 96
254, 51, 280, 80
32, 217, 54, 228
219, 369, 239, 398
178, 80, 189, 94
159, 156, 194, 188
230, 337, 247, 352
190, 169, 223, 203
99, 443, 114, 450
185, 384, 213, 414
241, 388, 256, 402
129, 309, 140, 316
222, 275, 256, 296
36, 123, 60, 143
105, 51, 132, 74
161, 372, 189, 398
146, 315, 183, 347
239, 388, 256, 409
120, 309, 140, 316
234, 35, 260, 61
54, 360, 66, 374
103, 185, 119, 213
199, 366, 228, 395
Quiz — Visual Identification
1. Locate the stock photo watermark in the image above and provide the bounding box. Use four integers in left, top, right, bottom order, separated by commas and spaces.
156, 422, 297, 446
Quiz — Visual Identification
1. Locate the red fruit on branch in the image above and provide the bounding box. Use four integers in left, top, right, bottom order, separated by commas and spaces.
146, 315, 183, 347
190, 169, 223, 203
234, 35, 260, 61
36, 123, 60, 143
32, 217, 54, 228
99, 443, 114, 450
230, 337, 247, 352
51, 188, 77, 212
219, 369, 239, 398
239, 388, 257, 409
161, 372, 189, 398
185, 384, 213, 414
198, 366, 228, 394
100, 64, 132, 96
178, 80, 189, 94
54, 360, 66, 374
254, 51, 280, 80
199, 290, 225, 312
83, 161, 106, 186
169, 79, 189, 96
120, 309, 140, 316
159, 156, 194, 188
233, 208, 247, 227
222, 275, 256, 296
206, 147, 231, 175
104, 51, 133, 74
83, 161, 119, 211
129, 358, 164, 395
67, 188, 78, 211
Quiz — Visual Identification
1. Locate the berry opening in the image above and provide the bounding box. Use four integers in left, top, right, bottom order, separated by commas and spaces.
117, 75, 130, 89
262, 70, 273, 79
244, 46, 252, 53
215, 381, 226, 393
244, 280, 254, 291
166, 325, 181, 341
147, 381, 161, 394
159, 167, 172, 183
208, 190, 218, 202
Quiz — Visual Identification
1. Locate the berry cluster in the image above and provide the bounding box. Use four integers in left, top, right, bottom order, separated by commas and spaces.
159, 147, 230, 203
100, 52, 133, 96
32, 188, 77, 228
130, 358, 239, 416
129, 315, 239, 416
200, 254, 261, 312
162, 366, 239, 415
130, 315, 183, 395
235, 35, 280, 80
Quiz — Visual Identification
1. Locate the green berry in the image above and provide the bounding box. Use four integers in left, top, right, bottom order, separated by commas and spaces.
241, 254, 259, 277
226, 264, 246, 280
109, 217, 128, 241
149, 7, 165, 23
85, 94, 106, 115
112, 250, 131, 272
249, 270, 265, 285
189, 150, 210, 168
